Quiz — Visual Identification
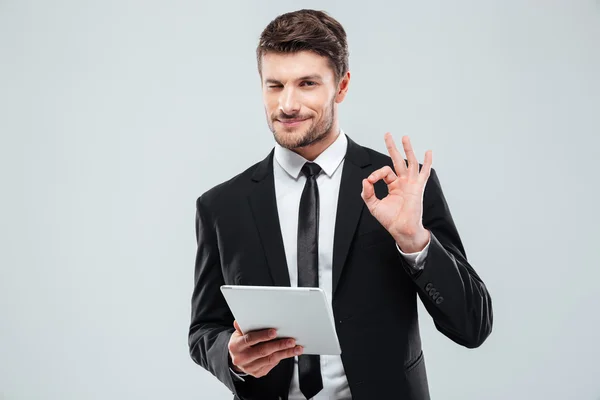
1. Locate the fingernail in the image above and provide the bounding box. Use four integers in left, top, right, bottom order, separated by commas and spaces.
288, 339, 295, 347
269, 329, 276, 338
295, 346, 303, 355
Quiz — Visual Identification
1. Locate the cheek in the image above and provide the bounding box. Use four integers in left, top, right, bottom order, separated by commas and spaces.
307, 90, 334, 114
300, 98, 322, 116
263, 95, 278, 113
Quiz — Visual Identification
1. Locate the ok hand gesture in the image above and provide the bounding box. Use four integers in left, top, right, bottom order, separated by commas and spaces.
360, 133, 432, 253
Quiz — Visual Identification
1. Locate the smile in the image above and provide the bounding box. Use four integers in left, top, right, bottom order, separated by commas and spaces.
277, 118, 309, 127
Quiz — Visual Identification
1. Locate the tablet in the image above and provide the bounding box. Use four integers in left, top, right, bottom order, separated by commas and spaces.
220, 285, 341, 355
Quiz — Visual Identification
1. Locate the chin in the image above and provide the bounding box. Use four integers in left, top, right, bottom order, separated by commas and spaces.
271, 117, 330, 150
272, 127, 306, 148
274, 132, 304, 149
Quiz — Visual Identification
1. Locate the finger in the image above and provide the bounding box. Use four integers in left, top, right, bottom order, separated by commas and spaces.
239, 328, 277, 349
367, 166, 397, 185
361, 178, 379, 211
245, 355, 282, 378
384, 133, 408, 177
254, 363, 277, 378
231, 336, 288, 369
402, 136, 419, 179
245, 338, 297, 365
243, 345, 304, 376
419, 150, 433, 183
234, 340, 299, 374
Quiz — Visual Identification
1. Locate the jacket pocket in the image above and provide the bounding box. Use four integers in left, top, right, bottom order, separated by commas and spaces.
404, 350, 430, 400
353, 228, 394, 249
405, 350, 423, 372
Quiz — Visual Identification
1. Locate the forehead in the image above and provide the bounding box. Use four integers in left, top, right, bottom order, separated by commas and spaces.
260, 51, 334, 81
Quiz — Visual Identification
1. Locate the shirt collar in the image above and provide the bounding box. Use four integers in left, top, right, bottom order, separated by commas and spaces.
274, 129, 348, 179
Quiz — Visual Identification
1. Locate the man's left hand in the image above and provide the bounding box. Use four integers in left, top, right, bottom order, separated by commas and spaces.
360, 133, 432, 253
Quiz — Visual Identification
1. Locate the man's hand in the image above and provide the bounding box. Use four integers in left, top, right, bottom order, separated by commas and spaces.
361, 133, 432, 253
228, 321, 304, 378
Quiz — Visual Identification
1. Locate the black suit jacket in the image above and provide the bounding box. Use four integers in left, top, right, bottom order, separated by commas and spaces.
188, 136, 493, 400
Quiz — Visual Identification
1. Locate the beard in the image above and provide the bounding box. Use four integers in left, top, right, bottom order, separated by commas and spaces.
267, 98, 336, 150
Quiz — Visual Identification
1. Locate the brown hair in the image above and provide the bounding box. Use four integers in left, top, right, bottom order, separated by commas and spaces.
256, 9, 349, 82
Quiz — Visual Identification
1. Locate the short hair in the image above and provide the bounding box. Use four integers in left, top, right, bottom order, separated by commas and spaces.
256, 9, 349, 82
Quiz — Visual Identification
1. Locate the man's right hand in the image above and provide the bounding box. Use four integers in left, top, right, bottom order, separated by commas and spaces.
228, 320, 304, 378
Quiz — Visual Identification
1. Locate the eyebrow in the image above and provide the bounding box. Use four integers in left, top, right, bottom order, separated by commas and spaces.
264, 74, 324, 85
297, 74, 323, 82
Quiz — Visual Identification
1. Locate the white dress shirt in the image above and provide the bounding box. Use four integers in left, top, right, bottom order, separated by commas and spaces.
232, 130, 431, 399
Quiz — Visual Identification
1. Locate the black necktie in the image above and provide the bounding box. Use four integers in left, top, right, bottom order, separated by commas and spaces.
297, 162, 323, 399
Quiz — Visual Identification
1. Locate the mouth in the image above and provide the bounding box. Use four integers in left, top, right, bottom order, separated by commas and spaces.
277, 118, 309, 127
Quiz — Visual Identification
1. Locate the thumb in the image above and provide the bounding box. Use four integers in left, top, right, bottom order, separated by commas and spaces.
233, 320, 243, 335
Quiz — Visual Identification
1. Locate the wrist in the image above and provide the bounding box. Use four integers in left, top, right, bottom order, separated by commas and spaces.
394, 227, 430, 253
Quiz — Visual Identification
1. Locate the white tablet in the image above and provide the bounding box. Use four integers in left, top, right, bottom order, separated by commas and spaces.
220, 285, 341, 355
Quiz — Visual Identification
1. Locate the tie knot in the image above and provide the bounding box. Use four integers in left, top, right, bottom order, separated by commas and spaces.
301, 162, 322, 178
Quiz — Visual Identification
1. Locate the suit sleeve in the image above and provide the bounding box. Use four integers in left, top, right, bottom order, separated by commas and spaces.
188, 196, 268, 398
396, 240, 430, 271
401, 168, 493, 348
188, 196, 239, 393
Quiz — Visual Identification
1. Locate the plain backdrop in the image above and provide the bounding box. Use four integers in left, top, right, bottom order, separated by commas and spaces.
1, 1, 599, 399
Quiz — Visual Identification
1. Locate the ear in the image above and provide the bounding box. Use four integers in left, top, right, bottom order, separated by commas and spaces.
335, 71, 351, 103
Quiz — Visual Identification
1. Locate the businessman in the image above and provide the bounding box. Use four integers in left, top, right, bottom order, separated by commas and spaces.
188, 9, 493, 400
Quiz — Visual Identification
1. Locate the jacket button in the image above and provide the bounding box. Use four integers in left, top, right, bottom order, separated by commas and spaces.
428, 288, 436, 296
425, 283, 433, 291
432, 291, 440, 300
435, 296, 444, 304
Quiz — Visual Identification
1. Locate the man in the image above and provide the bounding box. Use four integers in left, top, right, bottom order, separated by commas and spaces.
188, 9, 492, 400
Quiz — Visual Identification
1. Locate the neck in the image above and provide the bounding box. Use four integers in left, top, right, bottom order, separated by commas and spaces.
294, 121, 341, 161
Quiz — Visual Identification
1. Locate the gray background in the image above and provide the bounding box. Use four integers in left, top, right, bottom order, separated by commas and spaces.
1, 0, 599, 399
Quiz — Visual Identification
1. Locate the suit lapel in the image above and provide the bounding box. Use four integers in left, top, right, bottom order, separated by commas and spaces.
332, 136, 372, 296
247, 150, 291, 287
247, 136, 372, 292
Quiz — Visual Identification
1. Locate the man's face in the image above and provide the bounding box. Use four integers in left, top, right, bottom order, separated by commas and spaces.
260, 51, 341, 150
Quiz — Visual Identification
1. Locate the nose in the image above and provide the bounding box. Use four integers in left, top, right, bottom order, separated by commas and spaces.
279, 86, 300, 116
